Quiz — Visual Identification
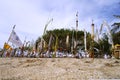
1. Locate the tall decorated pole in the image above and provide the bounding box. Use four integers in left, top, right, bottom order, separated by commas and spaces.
76, 12, 78, 50
66, 34, 69, 51
90, 20, 95, 58
91, 20, 94, 40
38, 18, 53, 52
71, 27, 74, 54
76, 12, 78, 34
84, 29, 87, 51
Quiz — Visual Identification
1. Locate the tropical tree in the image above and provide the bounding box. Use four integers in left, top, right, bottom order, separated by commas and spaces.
112, 32, 120, 44
111, 15, 120, 33
111, 15, 120, 45
111, 23, 120, 33
97, 33, 112, 56
35, 29, 88, 53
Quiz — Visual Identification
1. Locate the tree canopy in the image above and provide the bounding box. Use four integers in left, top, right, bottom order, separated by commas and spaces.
35, 29, 91, 52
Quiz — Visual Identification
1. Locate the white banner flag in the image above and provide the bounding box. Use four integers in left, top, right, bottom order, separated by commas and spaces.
66, 35, 69, 45
8, 30, 23, 47
84, 29, 87, 51
94, 29, 99, 43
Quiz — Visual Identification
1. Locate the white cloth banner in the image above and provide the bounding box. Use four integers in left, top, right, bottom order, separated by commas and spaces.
9, 30, 23, 47
66, 35, 69, 45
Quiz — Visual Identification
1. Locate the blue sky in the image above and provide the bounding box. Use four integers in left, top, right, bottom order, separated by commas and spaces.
0, 0, 120, 48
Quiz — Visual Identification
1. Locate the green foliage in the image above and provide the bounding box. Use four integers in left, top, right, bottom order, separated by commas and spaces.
35, 28, 117, 56
113, 32, 120, 45
111, 15, 120, 45
111, 15, 120, 33
36, 29, 89, 52
98, 34, 111, 55
111, 23, 120, 33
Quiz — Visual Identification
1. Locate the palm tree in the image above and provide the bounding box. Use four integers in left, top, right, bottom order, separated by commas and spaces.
111, 15, 120, 33
111, 15, 120, 45
111, 23, 120, 33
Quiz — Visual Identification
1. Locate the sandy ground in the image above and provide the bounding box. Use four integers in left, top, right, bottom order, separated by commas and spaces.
0, 58, 120, 80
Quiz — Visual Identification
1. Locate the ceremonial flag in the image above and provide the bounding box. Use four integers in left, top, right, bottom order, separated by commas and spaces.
39, 38, 43, 50
74, 40, 76, 48
43, 18, 53, 35
107, 33, 113, 45
66, 34, 69, 46
48, 34, 53, 50
8, 30, 23, 47
84, 29, 87, 51
94, 29, 99, 43
54, 36, 58, 52
100, 24, 103, 34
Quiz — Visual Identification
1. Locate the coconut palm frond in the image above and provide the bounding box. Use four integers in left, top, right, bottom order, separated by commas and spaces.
111, 23, 120, 33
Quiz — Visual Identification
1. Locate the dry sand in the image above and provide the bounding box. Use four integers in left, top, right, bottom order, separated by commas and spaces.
0, 58, 120, 80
